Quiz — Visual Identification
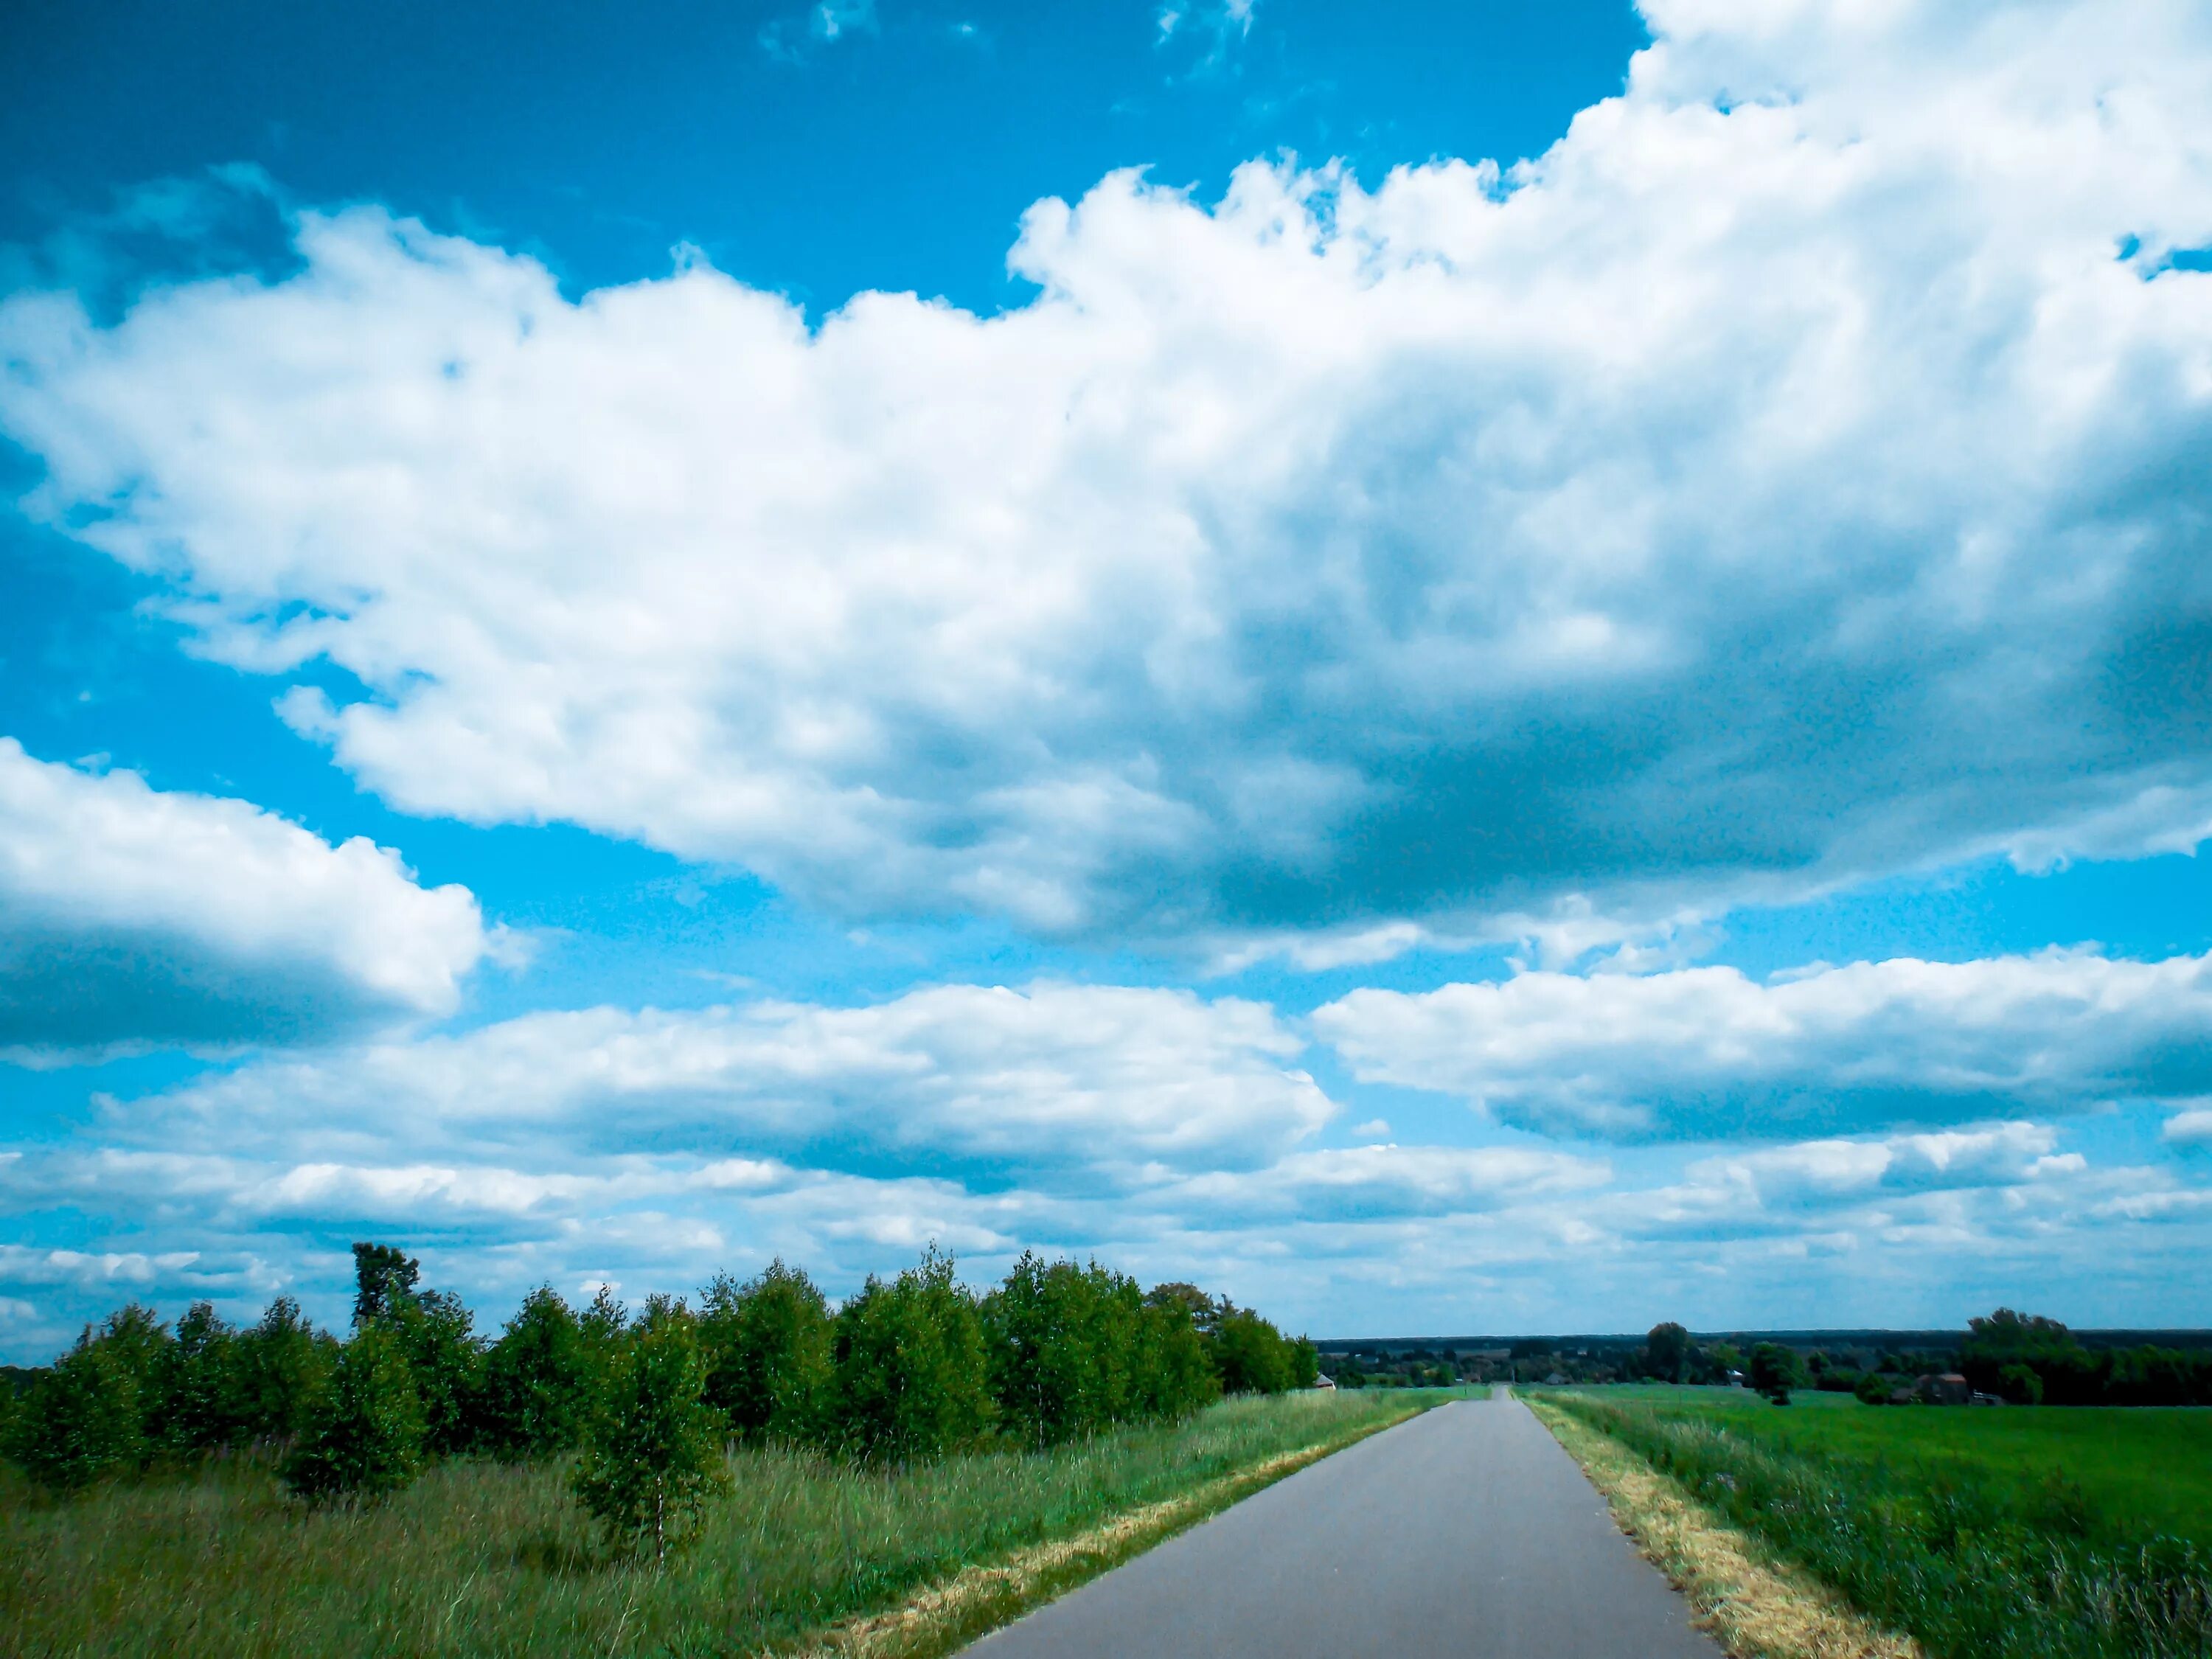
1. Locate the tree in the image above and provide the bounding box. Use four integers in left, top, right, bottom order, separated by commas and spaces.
11, 1337, 145, 1492
1748, 1343, 1800, 1405
388, 1287, 482, 1457
1644, 1321, 1691, 1384
831, 1246, 995, 1461
154, 1301, 240, 1455
571, 1301, 728, 1561
1997, 1362, 2045, 1405
698, 1259, 833, 1443
351, 1243, 422, 1325
282, 1322, 425, 1504
1134, 1286, 1222, 1418
984, 1254, 1144, 1447
1214, 1307, 1295, 1395
232, 1296, 332, 1444
478, 1287, 594, 1459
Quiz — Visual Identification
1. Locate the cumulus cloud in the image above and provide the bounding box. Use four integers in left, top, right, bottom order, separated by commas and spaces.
147, 981, 1335, 1178
0, 739, 490, 1057
1315, 950, 2212, 1140
0, 0, 2207, 951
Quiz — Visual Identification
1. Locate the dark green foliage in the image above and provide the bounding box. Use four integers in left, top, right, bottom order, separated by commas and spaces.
282, 1323, 425, 1505
11, 1336, 146, 1492
477, 1286, 595, 1459
153, 1301, 240, 1455
387, 1287, 482, 1456
1856, 1370, 1898, 1405
698, 1259, 833, 1444
1134, 1286, 1222, 1419
231, 1296, 332, 1443
1959, 1308, 2212, 1405
1555, 1394, 2212, 1659
1213, 1305, 1295, 1395
1290, 1336, 1320, 1390
1748, 1341, 1800, 1404
571, 1299, 729, 1560
1644, 1320, 1691, 1382
830, 1245, 995, 1461
984, 1254, 1144, 1447
1997, 1361, 2045, 1405
351, 1243, 420, 1326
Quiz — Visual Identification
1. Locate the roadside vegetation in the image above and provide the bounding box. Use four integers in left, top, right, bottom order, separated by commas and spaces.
0, 1242, 1382, 1655
1540, 1388, 2212, 1659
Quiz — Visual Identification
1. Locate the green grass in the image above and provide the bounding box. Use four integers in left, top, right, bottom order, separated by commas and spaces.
1549, 1391, 2212, 1659
0, 1391, 1423, 1659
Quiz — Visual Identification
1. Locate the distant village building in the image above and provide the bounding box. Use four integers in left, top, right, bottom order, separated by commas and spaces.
1313, 1374, 1338, 1391
1916, 1373, 1972, 1406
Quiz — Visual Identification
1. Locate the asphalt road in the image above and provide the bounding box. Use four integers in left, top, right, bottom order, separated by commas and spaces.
963, 1391, 1721, 1659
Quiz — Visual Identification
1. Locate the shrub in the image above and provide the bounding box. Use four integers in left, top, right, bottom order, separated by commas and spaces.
153, 1301, 240, 1455
477, 1286, 594, 1458
389, 1287, 483, 1457
698, 1259, 833, 1444
831, 1246, 995, 1461
1748, 1342, 1800, 1405
12, 1337, 145, 1492
1998, 1361, 2046, 1405
984, 1254, 1144, 1447
282, 1323, 425, 1504
231, 1295, 332, 1443
1214, 1307, 1295, 1395
571, 1301, 729, 1561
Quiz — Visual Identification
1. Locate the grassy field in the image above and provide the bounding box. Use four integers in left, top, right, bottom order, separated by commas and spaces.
1, 1390, 1427, 1659
1545, 1389, 2212, 1659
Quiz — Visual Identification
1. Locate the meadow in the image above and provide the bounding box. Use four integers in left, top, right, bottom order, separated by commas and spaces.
0, 1388, 1425, 1659
1545, 1388, 2212, 1659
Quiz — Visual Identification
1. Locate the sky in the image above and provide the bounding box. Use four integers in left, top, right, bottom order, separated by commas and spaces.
3, 0, 2211, 1360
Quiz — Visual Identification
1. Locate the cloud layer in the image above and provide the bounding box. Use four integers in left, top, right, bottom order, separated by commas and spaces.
1316, 950, 2212, 1139
0, 739, 488, 1054
1, 0, 2208, 948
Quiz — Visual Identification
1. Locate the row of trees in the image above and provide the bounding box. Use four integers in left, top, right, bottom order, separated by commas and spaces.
0, 1244, 1318, 1530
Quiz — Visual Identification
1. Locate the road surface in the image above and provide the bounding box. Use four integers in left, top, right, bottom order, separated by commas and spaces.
964, 1391, 1720, 1659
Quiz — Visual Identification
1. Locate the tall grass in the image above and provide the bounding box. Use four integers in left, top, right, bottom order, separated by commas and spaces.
1, 1390, 1417, 1658
1551, 1394, 2212, 1659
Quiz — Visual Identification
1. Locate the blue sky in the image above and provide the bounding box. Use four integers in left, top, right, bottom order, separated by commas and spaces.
3, 0, 2211, 1359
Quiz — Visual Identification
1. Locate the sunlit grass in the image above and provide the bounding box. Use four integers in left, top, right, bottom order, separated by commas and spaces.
2, 1391, 1422, 1658
1548, 1391, 2212, 1659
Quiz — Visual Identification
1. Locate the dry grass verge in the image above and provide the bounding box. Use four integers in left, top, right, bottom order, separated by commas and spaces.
787, 1411, 1423, 1659
1525, 1396, 1922, 1659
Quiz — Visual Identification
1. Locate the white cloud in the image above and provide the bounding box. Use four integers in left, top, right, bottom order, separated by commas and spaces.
1315, 950, 2212, 1140
0, 1, 2207, 951
148, 981, 1334, 1177
0, 739, 489, 1057
2165, 1105, 2212, 1146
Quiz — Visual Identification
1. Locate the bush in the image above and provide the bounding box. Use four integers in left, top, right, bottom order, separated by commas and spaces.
1214, 1307, 1295, 1395
1998, 1361, 2046, 1405
282, 1323, 425, 1505
698, 1259, 833, 1444
571, 1300, 729, 1561
153, 1301, 240, 1455
477, 1286, 595, 1458
231, 1295, 332, 1443
831, 1246, 995, 1460
984, 1254, 1144, 1447
12, 1337, 145, 1492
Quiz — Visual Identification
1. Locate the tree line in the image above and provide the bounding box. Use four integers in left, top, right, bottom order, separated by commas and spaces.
0, 1243, 1318, 1551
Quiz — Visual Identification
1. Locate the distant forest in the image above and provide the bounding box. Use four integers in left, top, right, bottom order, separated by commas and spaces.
1318, 1310, 2212, 1406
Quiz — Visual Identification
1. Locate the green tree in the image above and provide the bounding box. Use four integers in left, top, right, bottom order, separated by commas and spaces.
984, 1254, 1144, 1447
831, 1246, 995, 1461
1997, 1361, 2045, 1405
1290, 1336, 1321, 1389
698, 1259, 833, 1443
351, 1242, 421, 1324
1644, 1321, 1691, 1383
153, 1301, 239, 1455
571, 1301, 729, 1561
1133, 1285, 1221, 1419
232, 1296, 331, 1443
478, 1286, 594, 1458
12, 1337, 145, 1492
281, 1323, 425, 1504
1214, 1306, 1294, 1395
387, 1287, 482, 1457
1748, 1342, 1800, 1405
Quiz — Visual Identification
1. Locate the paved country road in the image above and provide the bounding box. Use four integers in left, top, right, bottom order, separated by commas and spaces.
963, 1391, 1721, 1659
